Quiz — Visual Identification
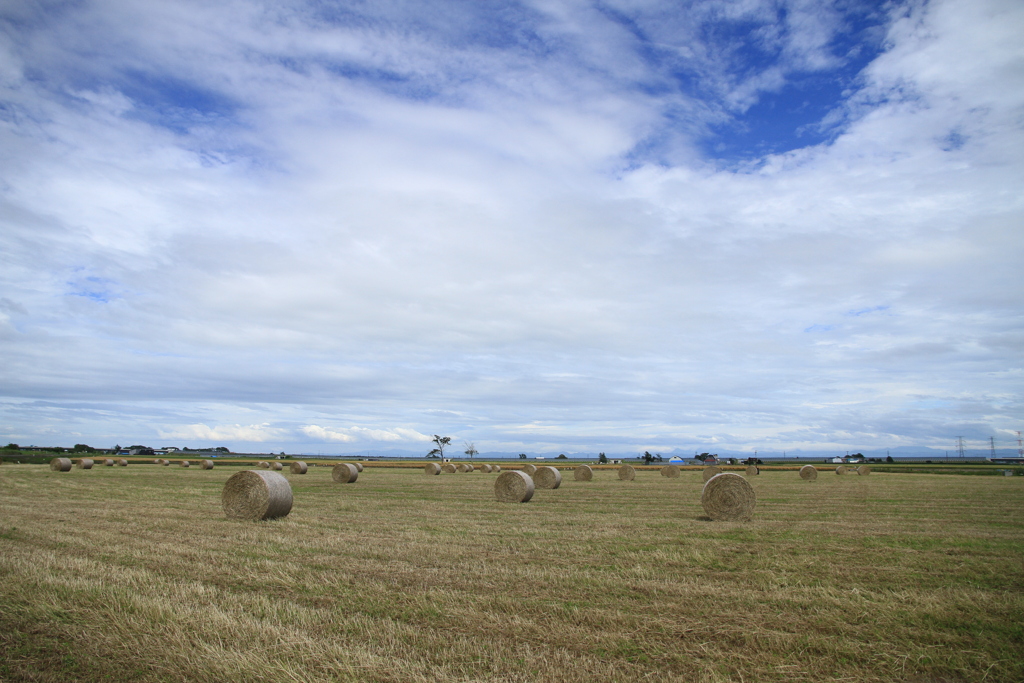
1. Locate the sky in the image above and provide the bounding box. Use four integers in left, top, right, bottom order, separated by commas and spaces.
1, 0, 1022, 456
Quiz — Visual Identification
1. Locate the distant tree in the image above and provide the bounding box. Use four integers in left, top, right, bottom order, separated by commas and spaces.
428, 435, 451, 460
215, 446, 230, 453
695, 452, 717, 463
556, 453, 567, 459
598, 452, 608, 464
464, 442, 478, 460
518, 453, 527, 460
3, 443, 20, 450
72, 444, 94, 453
642, 451, 654, 465
886, 455, 894, 463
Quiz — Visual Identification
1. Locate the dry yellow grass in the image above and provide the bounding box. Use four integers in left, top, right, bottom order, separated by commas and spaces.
1, 465, 1022, 682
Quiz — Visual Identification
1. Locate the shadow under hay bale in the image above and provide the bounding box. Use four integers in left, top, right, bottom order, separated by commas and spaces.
857, 465, 872, 476
442, 463, 457, 473
618, 464, 635, 481
117, 459, 128, 467
574, 465, 593, 481
201, 460, 215, 470
332, 463, 359, 483
494, 470, 534, 503
289, 461, 307, 474
702, 466, 721, 482
222, 470, 293, 521
77, 458, 94, 470
745, 465, 759, 476
50, 457, 72, 472
522, 464, 537, 475
701, 472, 756, 521
425, 462, 441, 475
661, 465, 680, 478
835, 465, 848, 475
533, 466, 562, 489
799, 465, 818, 480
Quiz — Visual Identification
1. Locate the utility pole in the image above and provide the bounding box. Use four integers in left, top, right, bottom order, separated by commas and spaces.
1018, 431, 1023, 457
956, 436, 965, 459
990, 436, 996, 459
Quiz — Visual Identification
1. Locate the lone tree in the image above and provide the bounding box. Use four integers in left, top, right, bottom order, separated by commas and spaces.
464, 441, 478, 460
518, 453, 527, 460
427, 435, 451, 460
598, 452, 608, 463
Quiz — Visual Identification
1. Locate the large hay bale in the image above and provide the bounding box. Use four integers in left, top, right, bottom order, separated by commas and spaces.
180, 460, 190, 468
442, 463, 457, 473
117, 459, 128, 467
492, 465, 501, 472
799, 465, 818, 480
661, 465, 680, 478
533, 466, 562, 489
201, 460, 215, 470
701, 466, 721, 482
425, 462, 441, 475
289, 461, 308, 474
222, 470, 292, 521
522, 463, 537, 475
332, 463, 359, 483
103, 459, 115, 467
574, 465, 593, 481
701, 473, 756, 521
494, 470, 534, 503
618, 464, 635, 481
77, 458, 94, 469
745, 465, 759, 476
835, 465, 848, 475
857, 465, 872, 476
49, 457, 72, 472
480, 464, 492, 473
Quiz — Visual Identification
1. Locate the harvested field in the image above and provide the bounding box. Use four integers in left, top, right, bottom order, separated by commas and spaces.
0, 466, 1021, 682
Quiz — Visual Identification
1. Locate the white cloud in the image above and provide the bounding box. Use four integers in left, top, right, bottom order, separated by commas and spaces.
301, 425, 433, 443
157, 423, 286, 442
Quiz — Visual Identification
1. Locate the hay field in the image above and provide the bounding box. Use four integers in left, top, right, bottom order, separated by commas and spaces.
1, 465, 1022, 682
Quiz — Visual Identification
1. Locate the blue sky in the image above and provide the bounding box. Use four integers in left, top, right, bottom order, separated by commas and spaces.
1, 0, 1022, 455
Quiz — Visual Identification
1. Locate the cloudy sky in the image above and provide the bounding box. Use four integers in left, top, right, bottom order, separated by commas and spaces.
1, 0, 1021, 456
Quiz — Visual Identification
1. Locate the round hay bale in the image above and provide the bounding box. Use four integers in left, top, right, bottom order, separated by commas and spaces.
661, 465, 680, 478
103, 459, 115, 467
857, 465, 872, 476
222, 470, 292, 521
425, 462, 441, 475
480, 464, 492, 473
332, 463, 359, 483
456, 463, 468, 473
442, 463, 457, 473
258, 461, 270, 469
701, 466, 721, 482
152, 458, 161, 464
745, 465, 759, 476
618, 464, 635, 481
289, 461, 308, 474
117, 459, 128, 467
465, 463, 475, 472
492, 464, 501, 473
201, 460, 215, 470
353, 462, 364, 472
533, 466, 562, 489
574, 465, 593, 481
522, 464, 537, 475
77, 458, 94, 470
494, 470, 534, 503
799, 465, 818, 480
271, 462, 283, 471
701, 472, 756, 521
49, 457, 72, 472
161, 459, 170, 466
835, 465, 848, 475
180, 460, 190, 468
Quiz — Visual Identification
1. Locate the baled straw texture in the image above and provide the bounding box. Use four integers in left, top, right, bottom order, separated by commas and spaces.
332, 463, 359, 483
522, 464, 537, 475
533, 466, 562, 489
50, 457, 72, 472
77, 458, 94, 469
201, 460, 215, 470
180, 460, 190, 468
702, 466, 721, 482
103, 459, 115, 467
618, 464, 636, 481
442, 463, 457, 473
857, 465, 872, 476
457, 463, 469, 473
494, 470, 534, 503
492, 465, 501, 472
118, 459, 128, 467
574, 465, 593, 481
425, 462, 441, 475
222, 470, 293, 521
799, 465, 818, 480
465, 463, 475, 472
258, 461, 270, 468
480, 464, 492, 473
353, 463, 364, 472
746, 465, 759, 476
835, 465, 848, 475
271, 462, 283, 471
701, 472, 756, 521
661, 465, 680, 478
289, 461, 308, 474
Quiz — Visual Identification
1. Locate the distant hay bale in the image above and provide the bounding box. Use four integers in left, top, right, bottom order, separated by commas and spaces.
201, 460, 215, 470
522, 464, 537, 475
701, 473, 756, 521
332, 463, 359, 483
222, 470, 292, 521
442, 463, 457, 473
152, 458, 161, 464
465, 463, 475, 472
425, 462, 441, 475
181, 460, 191, 468
494, 470, 534, 503
835, 465, 848, 475
574, 465, 593, 481
289, 461, 308, 474
456, 463, 468, 473
799, 465, 818, 480
857, 465, 872, 476
50, 457, 72, 472
701, 466, 721, 482
661, 465, 680, 478
618, 464, 635, 481
103, 459, 115, 467
77, 458, 94, 469
745, 466, 759, 476
117, 459, 128, 467
271, 462, 283, 471
353, 463, 364, 472
258, 461, 270, 468
161, 459, 170, 466
480, 464, 492, 473
492, 465, 501, 472
533, 466, 562, 489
